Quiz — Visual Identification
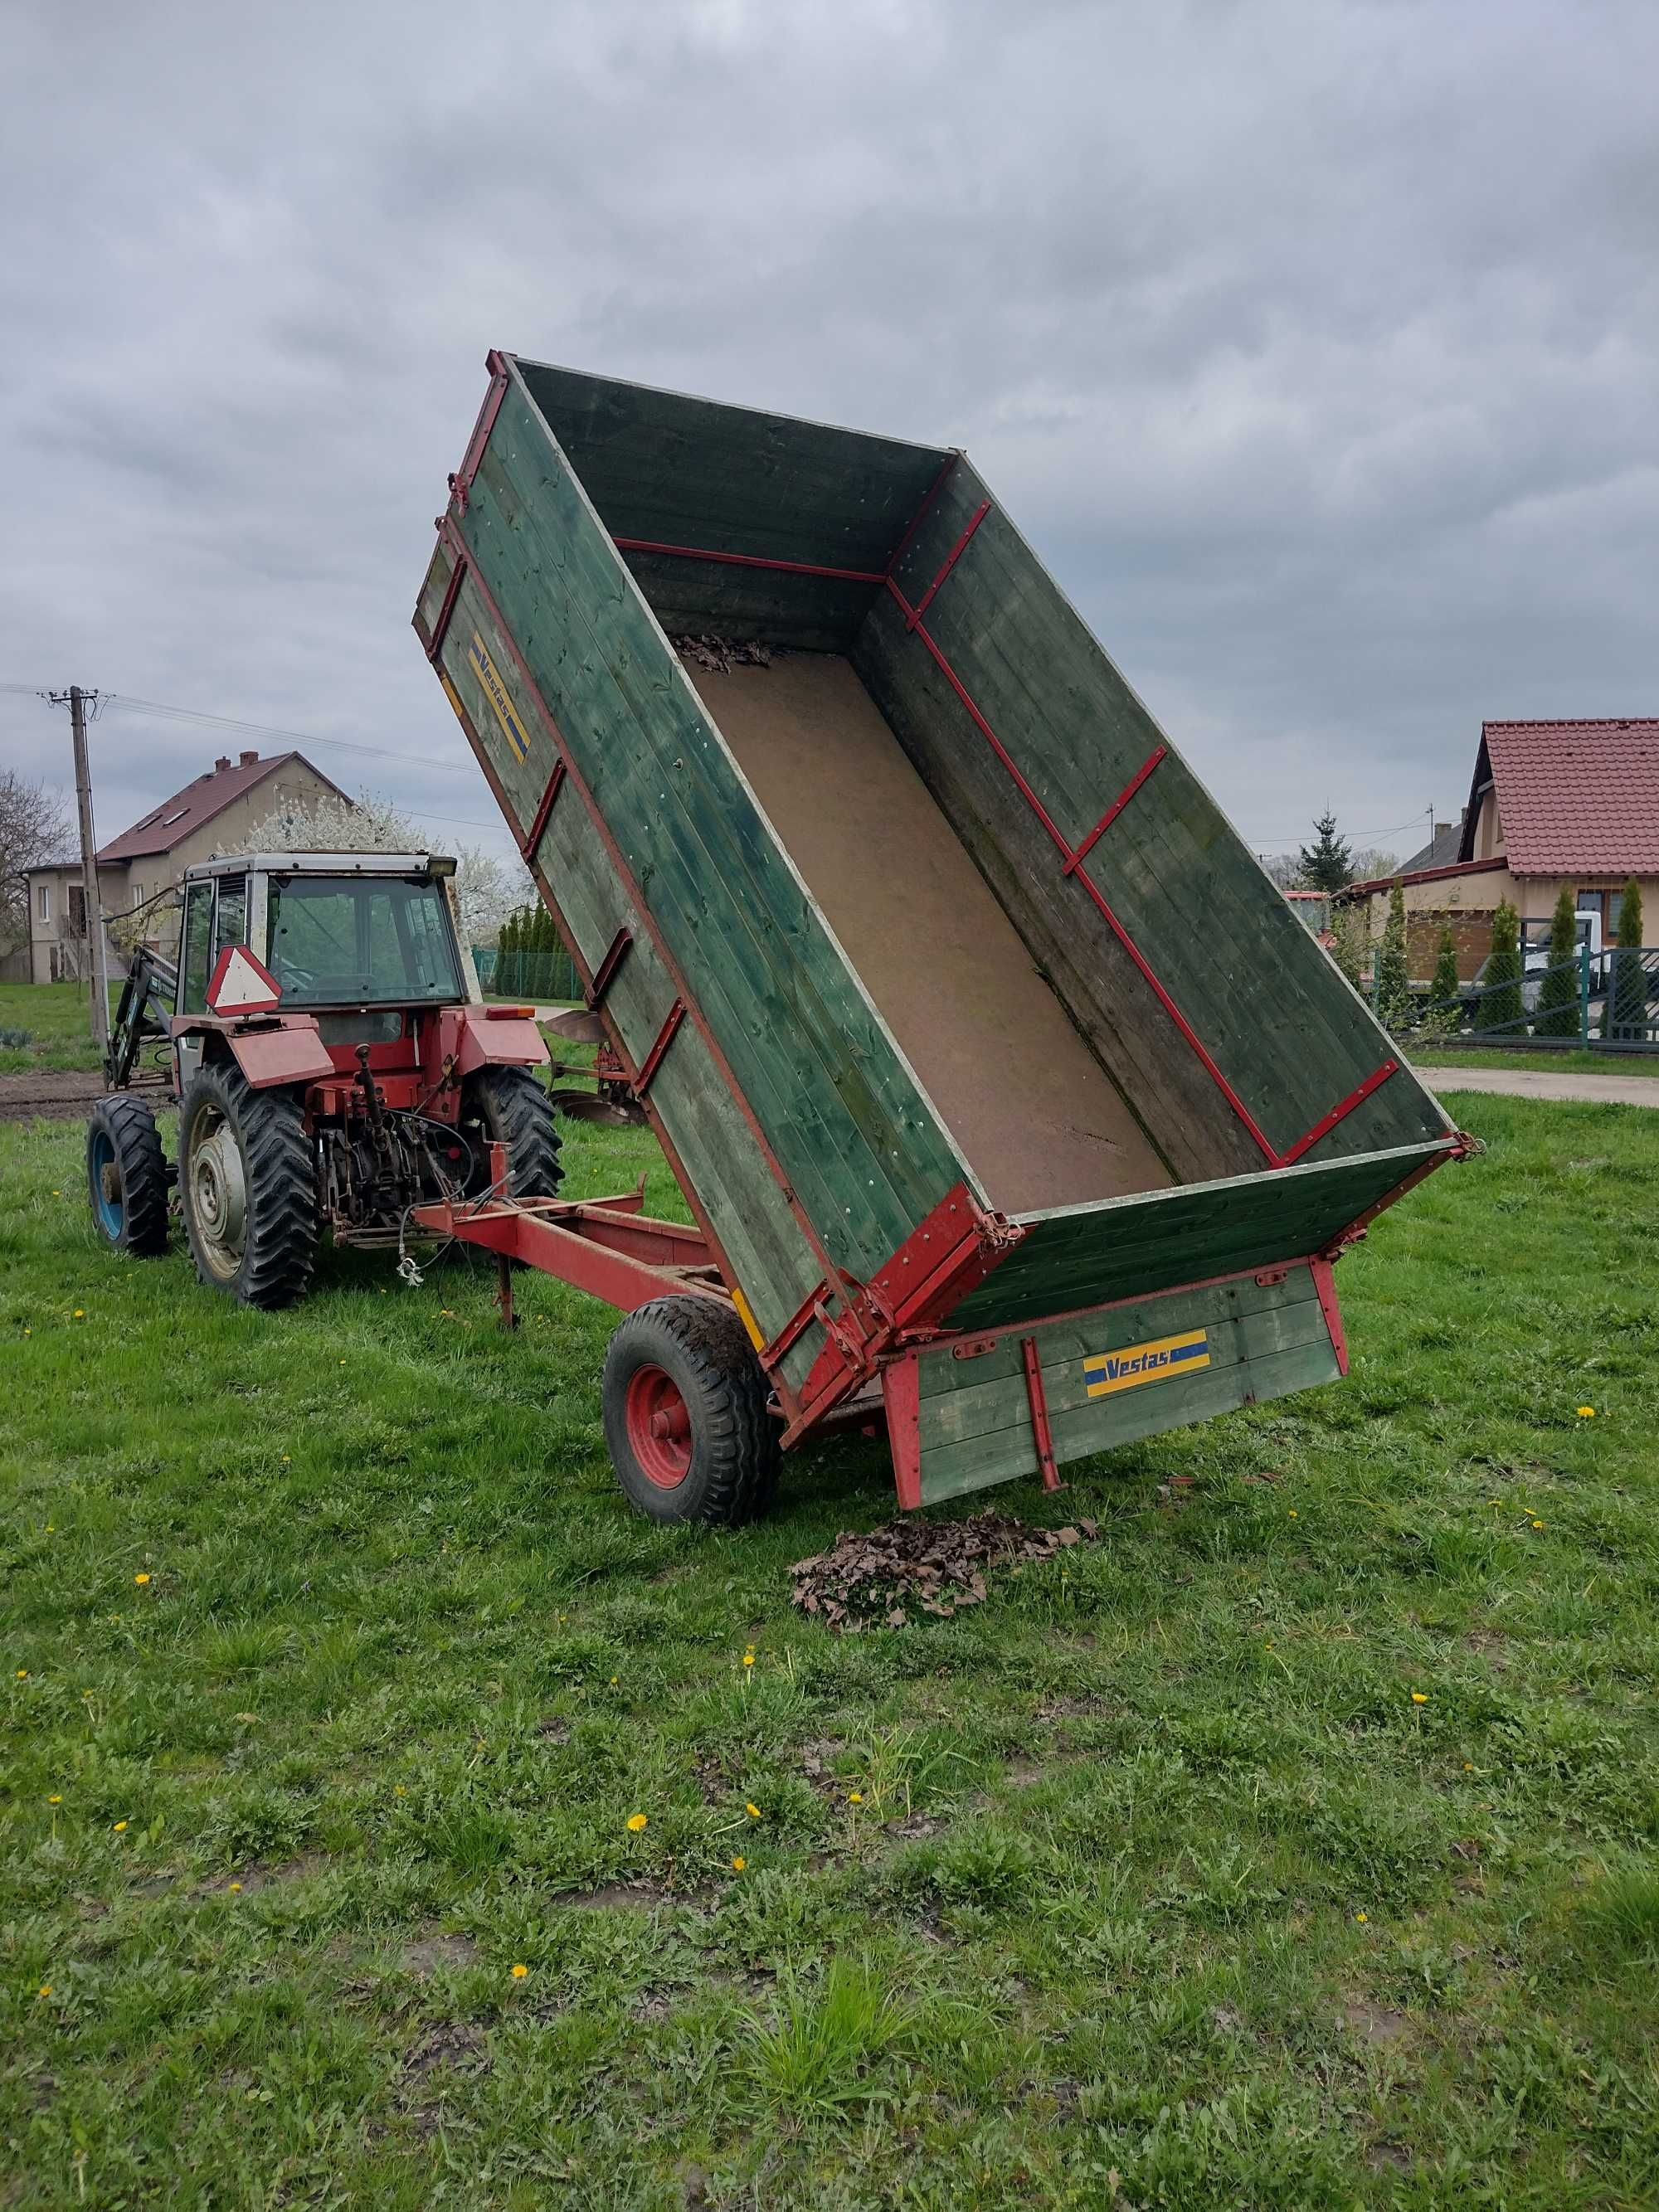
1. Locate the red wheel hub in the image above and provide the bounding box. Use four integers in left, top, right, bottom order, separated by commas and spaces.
625, 1364, 693, 1489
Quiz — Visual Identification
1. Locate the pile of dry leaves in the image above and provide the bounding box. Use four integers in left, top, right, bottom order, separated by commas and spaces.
673, 633, 779, 673
791, 1512, 1098, 1631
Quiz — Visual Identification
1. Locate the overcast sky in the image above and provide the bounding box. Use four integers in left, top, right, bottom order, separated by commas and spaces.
3, 0, 1656, 878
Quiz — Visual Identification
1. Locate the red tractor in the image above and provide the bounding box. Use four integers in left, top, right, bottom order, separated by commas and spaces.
87, 851, 560, 1302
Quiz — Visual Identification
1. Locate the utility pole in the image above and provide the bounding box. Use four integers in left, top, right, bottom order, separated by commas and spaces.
47, 685, 109, 1053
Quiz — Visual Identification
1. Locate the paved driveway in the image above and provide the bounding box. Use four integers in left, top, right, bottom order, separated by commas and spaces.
1416, 1065, 1659, 1108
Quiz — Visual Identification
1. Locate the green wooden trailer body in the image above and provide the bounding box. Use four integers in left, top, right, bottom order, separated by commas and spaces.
415, 354, 1465, 1510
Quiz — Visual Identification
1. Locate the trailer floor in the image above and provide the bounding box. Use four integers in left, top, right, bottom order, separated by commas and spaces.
682, 650, 1171, 1215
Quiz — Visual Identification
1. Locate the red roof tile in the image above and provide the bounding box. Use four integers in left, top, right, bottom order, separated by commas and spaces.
98, 751, 347, 863
1464, 720, 1659, 877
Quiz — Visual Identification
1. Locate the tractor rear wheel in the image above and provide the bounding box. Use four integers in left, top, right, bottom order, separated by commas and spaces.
461, 1066, 562, 1201
86, 1094, 170, 1257
601, 1296, 779, 1525
178, 1062, 318, 1309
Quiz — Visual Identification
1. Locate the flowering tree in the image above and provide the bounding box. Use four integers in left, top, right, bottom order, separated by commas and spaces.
231, 788, 530, 944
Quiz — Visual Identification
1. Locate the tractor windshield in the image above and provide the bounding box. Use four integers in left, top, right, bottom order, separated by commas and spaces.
265, 875, 465, 1007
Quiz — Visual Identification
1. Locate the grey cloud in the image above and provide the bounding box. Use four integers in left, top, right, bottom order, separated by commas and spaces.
2, 0, 1656, 864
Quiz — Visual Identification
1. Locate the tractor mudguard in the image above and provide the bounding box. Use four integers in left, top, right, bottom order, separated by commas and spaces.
438, 1005, 550, 1077
173, 1014, 335, 1089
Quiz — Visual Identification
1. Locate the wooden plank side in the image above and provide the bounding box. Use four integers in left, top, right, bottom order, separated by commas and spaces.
946, 1142, 1447, 1328
855, 593, 1245, 1184
917, 1264, 1326, 1402
456, 378, 971, 1282
513, 357, 948, 575
618, 550, 877, 654
881, 459, 1451, 1164
917, 1338, 1340, 1505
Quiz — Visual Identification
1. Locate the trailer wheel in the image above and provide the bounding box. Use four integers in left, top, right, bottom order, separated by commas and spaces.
85, 1095, 170, 1257
461, 1066, 562, 1201
601, 1296, 779, 1526
178, 1062, 318, 1309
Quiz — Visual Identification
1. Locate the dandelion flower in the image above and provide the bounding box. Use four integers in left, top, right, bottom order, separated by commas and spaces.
610, 1675, 619, 1687
51, 1189, 61, 1197
228, 1882, 241, 1893
1411, 1691, 1428, 1704
112, 1820, 127, 1833
1287, 1509, 1297, 1518
394, 1785, 406, 1797
1576, 1406, 1595, 1419
745, 1802, 761, 1819
47, 1794, 61, 1806
1463, 1762, 1474, 1771
1532, 1519, 1545, 1530
732, 1855, 747, 1872
1355, 1912, 1369, 1923
281, 1455, 290, 1464
742, 1652, 756, 1669
14, 1670, 26, 1680
511, 1962, 528, 1979
626, 1812, 648, 1833
36, 1985, 51, 1998
847, 1791, 864, 1805
134, 1573, 150, 1586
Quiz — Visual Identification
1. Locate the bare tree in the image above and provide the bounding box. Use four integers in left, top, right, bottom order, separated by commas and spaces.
0, 770, 75, 955
231, 786, 531, 946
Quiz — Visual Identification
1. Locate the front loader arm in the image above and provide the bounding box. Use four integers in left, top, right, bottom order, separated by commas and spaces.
105, 946, 178, 1090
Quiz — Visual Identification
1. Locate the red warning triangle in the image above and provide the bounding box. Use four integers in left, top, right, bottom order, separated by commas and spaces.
207, 942, 283, 1014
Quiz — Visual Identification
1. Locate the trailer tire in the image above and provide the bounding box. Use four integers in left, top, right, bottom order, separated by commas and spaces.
86, 1095, 170, 1257
601, 1296, 780, 1526
461, 1066, 562, 1201
178, 1062, 319, 1309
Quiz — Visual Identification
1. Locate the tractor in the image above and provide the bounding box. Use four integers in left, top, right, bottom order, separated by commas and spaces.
87, 851, 561, 1304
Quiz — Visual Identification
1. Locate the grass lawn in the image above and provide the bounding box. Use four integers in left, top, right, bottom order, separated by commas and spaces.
1409, 1046, 1659, 1079
3, 1091, 1657, 2206
0, 983, 119, 1075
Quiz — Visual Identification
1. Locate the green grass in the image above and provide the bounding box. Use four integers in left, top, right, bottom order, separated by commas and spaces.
3, 1092, 1657, 2205
0, 983, 119, 1074
1410, 1045, 1659, 1078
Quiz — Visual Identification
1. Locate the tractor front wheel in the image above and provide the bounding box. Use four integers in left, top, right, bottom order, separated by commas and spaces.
178, 1062, 318, 1308
86, 1094, 170, 1257
601, 1296, 779, 1525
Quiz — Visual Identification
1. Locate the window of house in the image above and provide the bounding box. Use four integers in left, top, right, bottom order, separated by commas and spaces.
68, 883, 86, 936
36, 882, 51, 925
131, 882, 146, 908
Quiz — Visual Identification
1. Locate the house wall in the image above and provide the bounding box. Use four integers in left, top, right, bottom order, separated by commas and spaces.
1350, 862, 1659, 986
23, 761, 341, 984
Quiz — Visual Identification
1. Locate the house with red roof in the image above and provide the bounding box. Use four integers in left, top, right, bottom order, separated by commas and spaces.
24, 749, 347, 984
1340, 720, 1659, 983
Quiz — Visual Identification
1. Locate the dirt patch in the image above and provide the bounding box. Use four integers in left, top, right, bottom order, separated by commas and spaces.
1335, 2001, 1410, 2048
404, 1929, 480, 1977
398, 2020, 489, 2085
0, 1070, 169, 1124
791, 1513, 1098, 1631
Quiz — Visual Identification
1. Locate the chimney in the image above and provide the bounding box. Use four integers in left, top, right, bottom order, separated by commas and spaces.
214, 756, 231, 772
1433, 820, 1452, 837
239, 750, 259, 767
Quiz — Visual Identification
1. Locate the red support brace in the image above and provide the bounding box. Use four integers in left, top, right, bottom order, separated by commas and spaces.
426, 555, 468, 667
906, 501, 990, 628
1062, 746, 1167, 876
519, 757, 567, 860
883, 1355, 924, 1510
448, 349, 509, 517
1279, 1057, 1399, 1166
1020, 1337, 1061, 1490
1309, 1257, 1349, 1375
612, 537, 884, 586
883, 451, 960, 579
635, 999, 686, 1096
586, 927, 633, 1009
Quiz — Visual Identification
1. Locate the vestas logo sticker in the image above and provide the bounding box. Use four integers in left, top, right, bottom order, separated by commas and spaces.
467, 632, 531, 765
1084, 1329, 1210, 1398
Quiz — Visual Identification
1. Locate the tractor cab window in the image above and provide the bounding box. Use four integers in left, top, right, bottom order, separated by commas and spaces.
212, 875, 248, 964
265, 875, 464, 1007
179, 881, 215, 1014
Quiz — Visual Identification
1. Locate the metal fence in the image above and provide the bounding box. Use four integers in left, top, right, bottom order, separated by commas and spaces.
476, 944, 583, 1003
1387, 945, 1659, 1052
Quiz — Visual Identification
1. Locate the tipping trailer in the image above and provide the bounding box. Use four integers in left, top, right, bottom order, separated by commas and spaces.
414, 354, 1470, 1524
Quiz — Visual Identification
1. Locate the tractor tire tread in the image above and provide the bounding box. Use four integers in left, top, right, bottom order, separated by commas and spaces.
180, 1064, 319, 1310
89, 1093, 170, 1256
465, 1065, 562, 1201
